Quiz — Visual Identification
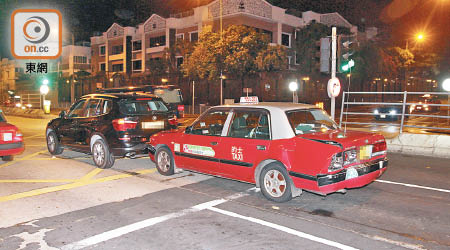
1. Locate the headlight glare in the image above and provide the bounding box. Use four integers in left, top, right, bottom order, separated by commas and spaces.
329, 153, 343, 172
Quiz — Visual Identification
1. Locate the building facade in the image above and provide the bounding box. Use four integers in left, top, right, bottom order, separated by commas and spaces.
90, 0, 358, 77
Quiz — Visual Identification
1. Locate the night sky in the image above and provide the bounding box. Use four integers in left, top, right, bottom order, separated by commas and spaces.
0, 0, 448, 58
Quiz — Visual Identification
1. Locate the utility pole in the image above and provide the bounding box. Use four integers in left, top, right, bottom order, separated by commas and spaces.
219, 0, 223, 105
330, 27, 337, 120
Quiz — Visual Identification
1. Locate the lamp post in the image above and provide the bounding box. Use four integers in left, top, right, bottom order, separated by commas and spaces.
289, 81, 298, 103
219, 0, 224, 105
404, 33, 425, 90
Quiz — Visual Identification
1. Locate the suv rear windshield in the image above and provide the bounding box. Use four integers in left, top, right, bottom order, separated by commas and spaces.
153, 88, 183, 104
286, 109, 338, 135
119, 100, 168, 115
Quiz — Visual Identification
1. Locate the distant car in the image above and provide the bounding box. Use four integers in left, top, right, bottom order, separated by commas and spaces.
0, 111, 24, 161
410, 94, 440, 113
148, 101, 388, 202
46, 92, 177, 168
373, 104, 403, 121
97, 85, 185, 117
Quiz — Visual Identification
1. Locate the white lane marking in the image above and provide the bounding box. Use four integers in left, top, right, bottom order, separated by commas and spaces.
376, 180, 450, 193
370, 235, 425, 250
207, 207, 359, 250
61, 192, 249, 250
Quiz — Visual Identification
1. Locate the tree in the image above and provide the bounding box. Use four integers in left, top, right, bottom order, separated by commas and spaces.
182, 25, 287, 100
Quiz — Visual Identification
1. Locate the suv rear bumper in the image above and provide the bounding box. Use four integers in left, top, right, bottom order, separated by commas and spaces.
111, 143, 149, 157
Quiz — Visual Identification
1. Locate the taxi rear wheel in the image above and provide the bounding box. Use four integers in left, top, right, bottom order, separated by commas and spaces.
2, 155, 13, 161
260, 163, 292, 203
155, 147, 174, 176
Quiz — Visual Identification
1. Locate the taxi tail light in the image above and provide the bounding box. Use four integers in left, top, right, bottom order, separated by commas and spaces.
328, 152, 343, 172
372, 141, 387, 156
14, 130, 23, 142
113, 118, 138, 131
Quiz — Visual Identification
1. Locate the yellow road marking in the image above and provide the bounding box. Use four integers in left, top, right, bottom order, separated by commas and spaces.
0, 150, 48, 169
0, 179, 76, 183
80, 168, 103, 181
0, 169, 156, 202
25, 134, 45, 139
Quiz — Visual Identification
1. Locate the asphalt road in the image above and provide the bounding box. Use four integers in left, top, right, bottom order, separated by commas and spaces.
0, 115, 448, 250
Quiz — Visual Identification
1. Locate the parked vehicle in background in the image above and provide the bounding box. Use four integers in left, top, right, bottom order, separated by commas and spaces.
97, 85, 184, 117
46, 92, 176, 168
148, 98, 388, 202
410, 94, 441, 113
0, 110, 24, 161
373, 103, 403, 121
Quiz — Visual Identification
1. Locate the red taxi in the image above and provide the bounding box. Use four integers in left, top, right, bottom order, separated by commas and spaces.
148, 101, 388, 202
0, 111, 24, 161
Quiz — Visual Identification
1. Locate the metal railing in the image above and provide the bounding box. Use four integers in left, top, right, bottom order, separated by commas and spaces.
339, 91, 450, 133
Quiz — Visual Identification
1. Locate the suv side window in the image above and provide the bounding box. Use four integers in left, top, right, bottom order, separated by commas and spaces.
228, 110, 270, 139
67, 99, 87, 118
103, 100, 112, 114
85, 99, 102, 117
190, 109, 229, 136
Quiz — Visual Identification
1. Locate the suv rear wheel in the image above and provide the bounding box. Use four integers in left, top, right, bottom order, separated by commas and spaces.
92, 138, 114, 169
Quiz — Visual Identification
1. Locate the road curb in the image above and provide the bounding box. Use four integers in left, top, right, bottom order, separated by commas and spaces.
1, 107, 57, 119
386, 133, 450, 159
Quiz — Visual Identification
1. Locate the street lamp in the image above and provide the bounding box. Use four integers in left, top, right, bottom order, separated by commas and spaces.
289, 81, 298, 103
404, 32, 425, 90
220, 74, 226, 105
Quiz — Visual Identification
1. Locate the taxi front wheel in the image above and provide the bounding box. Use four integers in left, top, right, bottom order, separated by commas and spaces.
260, 163, 292, 203
155, 147, 174, 176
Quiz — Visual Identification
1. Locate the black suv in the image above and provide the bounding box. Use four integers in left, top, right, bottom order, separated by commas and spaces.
46, 92, 176, 168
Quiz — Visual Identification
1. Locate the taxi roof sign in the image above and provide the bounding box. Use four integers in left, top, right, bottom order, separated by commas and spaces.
240, 96, 259, 104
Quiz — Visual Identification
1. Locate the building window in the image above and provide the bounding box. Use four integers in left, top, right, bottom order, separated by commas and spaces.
282, 33, 291, 47
112, 64, 123, 72
176, 56, 183, 68
132, 60, 142, 71
287, 56, 292, 68
100, 63, 106, 71
132, 40, 142, 51
152, 23, 156, 29
99, 45, 106, 56
190, 32, 198, 42
74, 56, 87, 64
149, 36, 166, 48
111, 45, 123, 55
176, 33, 184, 41
295, 51, 300, 65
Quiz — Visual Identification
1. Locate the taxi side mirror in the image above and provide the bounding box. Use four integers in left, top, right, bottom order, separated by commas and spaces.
59, 110, 67, 118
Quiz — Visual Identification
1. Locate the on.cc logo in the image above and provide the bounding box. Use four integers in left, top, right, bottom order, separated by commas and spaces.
23, 16, 50, 44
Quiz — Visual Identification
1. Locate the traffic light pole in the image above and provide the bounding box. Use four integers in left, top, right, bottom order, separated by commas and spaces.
331, 27, 337, 120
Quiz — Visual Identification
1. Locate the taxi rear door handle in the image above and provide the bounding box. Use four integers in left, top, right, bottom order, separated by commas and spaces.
257, 145, 266, 150
210, 141, 218, 146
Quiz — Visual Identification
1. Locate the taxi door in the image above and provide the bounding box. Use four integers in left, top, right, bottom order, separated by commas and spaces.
175, 108, 230, 175
217, 109, 271, 183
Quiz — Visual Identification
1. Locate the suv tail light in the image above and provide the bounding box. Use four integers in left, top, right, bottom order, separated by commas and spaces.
372, 141, 387, 156
113, 118, 138, 131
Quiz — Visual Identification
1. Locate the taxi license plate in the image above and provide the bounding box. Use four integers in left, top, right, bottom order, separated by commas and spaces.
380, 114, 386, 118
3, 133, 12, 141
346, 167, 358, 180
359, 145, 373, 160
142, 121, 164, 129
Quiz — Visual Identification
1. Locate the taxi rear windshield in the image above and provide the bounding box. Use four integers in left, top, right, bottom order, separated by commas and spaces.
286, 109, 338, 135
119, 100, 168, 115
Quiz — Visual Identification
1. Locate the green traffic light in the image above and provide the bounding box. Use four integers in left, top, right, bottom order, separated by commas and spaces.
341, 59, 355, 72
